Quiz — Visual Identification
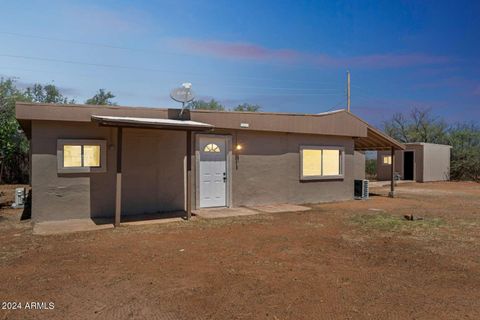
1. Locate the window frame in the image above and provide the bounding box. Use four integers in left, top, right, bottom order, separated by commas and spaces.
299, 145, 345, 181
57, 139, 107, 173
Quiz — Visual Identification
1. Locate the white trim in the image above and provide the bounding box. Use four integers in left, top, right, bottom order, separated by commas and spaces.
195, 134, 233, 209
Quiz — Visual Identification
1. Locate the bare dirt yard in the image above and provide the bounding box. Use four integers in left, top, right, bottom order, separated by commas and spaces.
1, 182, 480, 319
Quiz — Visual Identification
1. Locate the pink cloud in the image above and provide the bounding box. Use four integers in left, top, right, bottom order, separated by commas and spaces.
173, 38, 450, 68
175, 39, 301, 62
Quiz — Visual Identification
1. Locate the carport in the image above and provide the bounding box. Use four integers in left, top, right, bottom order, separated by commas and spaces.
354, 124, 406, 197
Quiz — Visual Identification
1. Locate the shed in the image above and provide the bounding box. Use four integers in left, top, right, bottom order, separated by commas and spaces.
377, 143, 452, 182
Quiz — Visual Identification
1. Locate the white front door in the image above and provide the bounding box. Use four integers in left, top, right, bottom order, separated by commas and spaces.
199, 137, 227, 208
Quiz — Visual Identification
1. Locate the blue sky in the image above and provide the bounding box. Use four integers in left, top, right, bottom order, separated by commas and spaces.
0, 0, 479, 126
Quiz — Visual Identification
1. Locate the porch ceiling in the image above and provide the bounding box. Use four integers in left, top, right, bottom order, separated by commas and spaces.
355, 126, 406, 151
91, 115, 214, 131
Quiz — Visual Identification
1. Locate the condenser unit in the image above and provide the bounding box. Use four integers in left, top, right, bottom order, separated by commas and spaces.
11, 187, 26, 209
354, 179, 369, 200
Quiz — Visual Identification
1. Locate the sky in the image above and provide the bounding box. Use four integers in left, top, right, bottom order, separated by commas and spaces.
0, 0, 479, 126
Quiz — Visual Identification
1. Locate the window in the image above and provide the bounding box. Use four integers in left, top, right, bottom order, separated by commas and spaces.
300, 146, 344, 180
204, 143, 221, 153
382, 155, 392, 165
57, 139, 107, 173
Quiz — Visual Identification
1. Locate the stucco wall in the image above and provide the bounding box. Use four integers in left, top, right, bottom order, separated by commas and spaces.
353, 151, 366, 180
31, 121, 186, 222
220, 131, 355, 206
31, 122, 357, 222
121, 128, 186, 215
31, 120, 117, 222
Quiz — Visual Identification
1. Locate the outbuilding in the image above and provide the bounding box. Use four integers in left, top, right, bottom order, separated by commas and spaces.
16, 102, 404, 225
377, 143, 452, 182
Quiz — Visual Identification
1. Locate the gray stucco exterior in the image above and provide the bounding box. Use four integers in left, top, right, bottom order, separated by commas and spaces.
31, 120, 357, 222
19, 102, 404, 223
377, 143, 451, 182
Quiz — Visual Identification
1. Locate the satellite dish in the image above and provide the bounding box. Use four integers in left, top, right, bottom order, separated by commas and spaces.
170, 84, 195, 103
171, 83, 195, 117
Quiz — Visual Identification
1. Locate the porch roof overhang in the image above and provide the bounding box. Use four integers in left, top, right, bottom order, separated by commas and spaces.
91, 115, 214, 131
354, 126, 406, 151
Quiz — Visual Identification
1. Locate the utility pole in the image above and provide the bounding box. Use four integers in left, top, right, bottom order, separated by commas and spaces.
347, 70, 351, 112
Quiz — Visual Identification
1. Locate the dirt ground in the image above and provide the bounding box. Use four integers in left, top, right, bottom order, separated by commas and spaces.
1, 182, 480, 320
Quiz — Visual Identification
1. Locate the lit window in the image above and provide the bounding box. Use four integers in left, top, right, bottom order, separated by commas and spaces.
383, 155, 392, 165
302, 149, 322, 176
63, 145, 82, 167
63, 145, 100, 168
83, 145, 101, 167
301, 147, 344, 179
204, 143, 221, 153
58, 140, 106, 173
322, 149, 340, 176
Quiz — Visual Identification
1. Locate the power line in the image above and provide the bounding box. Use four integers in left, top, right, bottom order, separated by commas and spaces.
0, 31, 165, 54
0, 53, 345, 87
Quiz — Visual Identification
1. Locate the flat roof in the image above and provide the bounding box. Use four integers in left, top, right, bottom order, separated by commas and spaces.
16, 102, 405, 150
405, 142, 452, 148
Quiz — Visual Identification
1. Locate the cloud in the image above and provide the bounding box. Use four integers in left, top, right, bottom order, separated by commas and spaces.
172, 38, 450, 69
173, 39, 300, 62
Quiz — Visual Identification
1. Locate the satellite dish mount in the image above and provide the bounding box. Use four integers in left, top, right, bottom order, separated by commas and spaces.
170, 83, 195, 117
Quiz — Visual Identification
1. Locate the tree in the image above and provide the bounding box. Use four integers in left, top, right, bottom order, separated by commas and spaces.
383, 107, 448, 144
186, 99, 225, 111
447, 123, 480, 181
85, 89, 116, 105
233, 103, 261, 112
24, 84, 74, 104
0, 78, 30, 183
383, 107, 480, 182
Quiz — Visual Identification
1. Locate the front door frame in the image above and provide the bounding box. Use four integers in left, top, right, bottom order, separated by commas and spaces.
195, 133, 233, 209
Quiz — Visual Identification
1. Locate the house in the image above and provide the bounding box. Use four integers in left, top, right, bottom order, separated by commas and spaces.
16, 102, 405, 225
377, 143, 452, 182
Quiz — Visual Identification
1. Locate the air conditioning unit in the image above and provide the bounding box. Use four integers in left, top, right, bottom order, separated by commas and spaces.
354, 179, 369, 200
11, 187, 26, 209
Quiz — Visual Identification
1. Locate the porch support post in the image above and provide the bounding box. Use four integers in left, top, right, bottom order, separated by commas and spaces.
389, 146, 395, 198
115, 127, 123, 227
186, 130, 192, 220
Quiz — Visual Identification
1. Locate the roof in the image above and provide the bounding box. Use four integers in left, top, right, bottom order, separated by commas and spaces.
405, 142, 452, 148
91, 115, 213, 131
15, 102, 405, 150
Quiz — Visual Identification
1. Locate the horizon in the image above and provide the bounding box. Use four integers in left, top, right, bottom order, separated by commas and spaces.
0, 0, 479, 127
